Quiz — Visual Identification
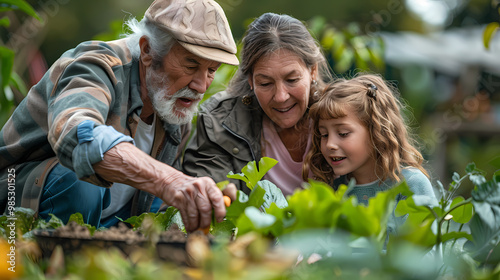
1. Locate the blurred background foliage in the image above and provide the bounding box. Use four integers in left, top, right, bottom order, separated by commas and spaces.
0, 0, 499, 193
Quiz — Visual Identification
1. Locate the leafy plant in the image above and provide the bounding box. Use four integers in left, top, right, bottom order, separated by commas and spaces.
394, 163, 500, 275
308, 16, 385, 74
0, 0, 40, 127
119, 157, 287, 237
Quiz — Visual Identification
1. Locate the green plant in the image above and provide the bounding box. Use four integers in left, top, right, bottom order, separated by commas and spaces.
308, 16, 385, 74
0, 0, 40, 127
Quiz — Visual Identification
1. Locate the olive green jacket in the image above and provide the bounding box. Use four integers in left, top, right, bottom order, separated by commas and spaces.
182, 91, 264, 194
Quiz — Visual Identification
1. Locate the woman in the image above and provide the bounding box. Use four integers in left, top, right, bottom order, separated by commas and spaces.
182, 13, 332, 195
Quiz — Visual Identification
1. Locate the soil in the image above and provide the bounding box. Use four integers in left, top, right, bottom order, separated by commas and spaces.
34, 221, 207, 265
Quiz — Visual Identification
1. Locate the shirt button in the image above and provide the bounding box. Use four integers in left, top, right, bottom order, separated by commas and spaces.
362, 195, 369, 200
232, 147, 239, 154
128, 117, 134, 124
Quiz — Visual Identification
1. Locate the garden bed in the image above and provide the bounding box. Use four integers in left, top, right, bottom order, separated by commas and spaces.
33, 221, 190, 266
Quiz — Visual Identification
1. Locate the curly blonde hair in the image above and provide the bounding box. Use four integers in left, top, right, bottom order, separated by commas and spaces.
302, 73, 428, 185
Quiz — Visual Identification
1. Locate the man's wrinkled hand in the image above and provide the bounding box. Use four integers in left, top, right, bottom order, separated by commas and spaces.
163, 176, 225, 232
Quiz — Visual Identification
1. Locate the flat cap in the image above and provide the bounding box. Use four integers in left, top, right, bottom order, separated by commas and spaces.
145, 0, 239, 65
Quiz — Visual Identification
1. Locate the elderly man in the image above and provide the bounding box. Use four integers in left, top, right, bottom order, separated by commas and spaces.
0, 0, 238, 232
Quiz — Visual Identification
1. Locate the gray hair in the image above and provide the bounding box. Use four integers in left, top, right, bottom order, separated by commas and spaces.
228, 13, 332, 101
125, 17, 176, 67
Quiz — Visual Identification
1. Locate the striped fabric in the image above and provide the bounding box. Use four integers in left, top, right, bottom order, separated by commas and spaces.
0, 38, 144, 186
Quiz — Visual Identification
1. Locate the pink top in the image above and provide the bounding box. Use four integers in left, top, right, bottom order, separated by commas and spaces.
261, 116, 312, 196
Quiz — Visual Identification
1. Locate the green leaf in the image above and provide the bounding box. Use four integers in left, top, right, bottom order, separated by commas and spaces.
9, 72, 27, 95
122, 207, 182, 233
255, 180, 288, 209
227, 157, 278, 190
449, 196, 474, 224
307, 16, 326, 39
247, 184, 267, 209
471, 179, 500, 206
466, 214, 500, 264
395, 196, 435, 226
0, 16, 10, 27
367, 45, 385, 70
155, 206, 181, 230
0, 0, 40, 20
398, 218, 437, 248
211, 218, 235, 237
285, 181, 338, 230
243, 207, 276, 228
40, 214, 65, 229
68, 213, 96, 235
216, 180, 230, 190
465, 162, 478, 174
235, 206, 277, 236
224, 190, 250, 225
490, 156, 500, 169
123, 212, 156, 228
483, 22, 500, 50
0, 46, 15, 89
0, 208, 36, 235
441, 231, 472, 243
265, 202, 286, 237
320, 27, 336, 50
471, 201, 500, 232
339, 200, 382, 236
334, 48, 354, 73
436, 180, 447, 202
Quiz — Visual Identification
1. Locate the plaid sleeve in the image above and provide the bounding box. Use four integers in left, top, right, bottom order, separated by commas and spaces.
72, 120, 134, 184
46, 43, 126, 171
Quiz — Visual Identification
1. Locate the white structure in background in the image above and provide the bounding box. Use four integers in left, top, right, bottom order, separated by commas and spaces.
379, 25, 500, 184
405, 0, 468, 29
380, 26, 500, 76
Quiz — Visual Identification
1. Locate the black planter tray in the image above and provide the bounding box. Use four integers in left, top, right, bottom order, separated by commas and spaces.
33, 229, 188, 265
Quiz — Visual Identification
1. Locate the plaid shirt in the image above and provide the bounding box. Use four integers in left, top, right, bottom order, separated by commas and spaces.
0, 38, 188, 189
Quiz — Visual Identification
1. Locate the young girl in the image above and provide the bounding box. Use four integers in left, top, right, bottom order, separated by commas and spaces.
303, 74, 437, 232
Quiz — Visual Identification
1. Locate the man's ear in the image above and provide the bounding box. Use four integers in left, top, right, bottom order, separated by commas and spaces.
139, 36, 153, 67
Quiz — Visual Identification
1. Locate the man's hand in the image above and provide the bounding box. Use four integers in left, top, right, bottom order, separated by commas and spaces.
222, 183, 237, 202
159, 176, 226, 232
94, 142, 226, 232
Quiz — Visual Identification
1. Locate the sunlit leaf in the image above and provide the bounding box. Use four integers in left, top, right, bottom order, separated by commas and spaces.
483, 22, 500, 50
334, 48, 354, 73
0, 46, 14, 89
236, 206, 277, 236
0, 0, 40, 20
0, 16, 9, 27
307, 16, 326, 39
9, 71, 28, 95
216, 180, 230, 190
398, 218, 437, 248
449, 197, 474, 224
227, 157, 278, 190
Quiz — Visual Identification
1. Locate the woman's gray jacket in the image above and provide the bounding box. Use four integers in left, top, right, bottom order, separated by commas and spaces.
182, 91, 263, 194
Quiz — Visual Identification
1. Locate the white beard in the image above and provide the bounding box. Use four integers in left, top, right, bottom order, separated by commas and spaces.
146, 67, 201, 125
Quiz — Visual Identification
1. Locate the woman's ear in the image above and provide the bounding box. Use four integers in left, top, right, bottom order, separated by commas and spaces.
139, 36, 153, 67
311, 64, 318, 81
247, 76, 254, 90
